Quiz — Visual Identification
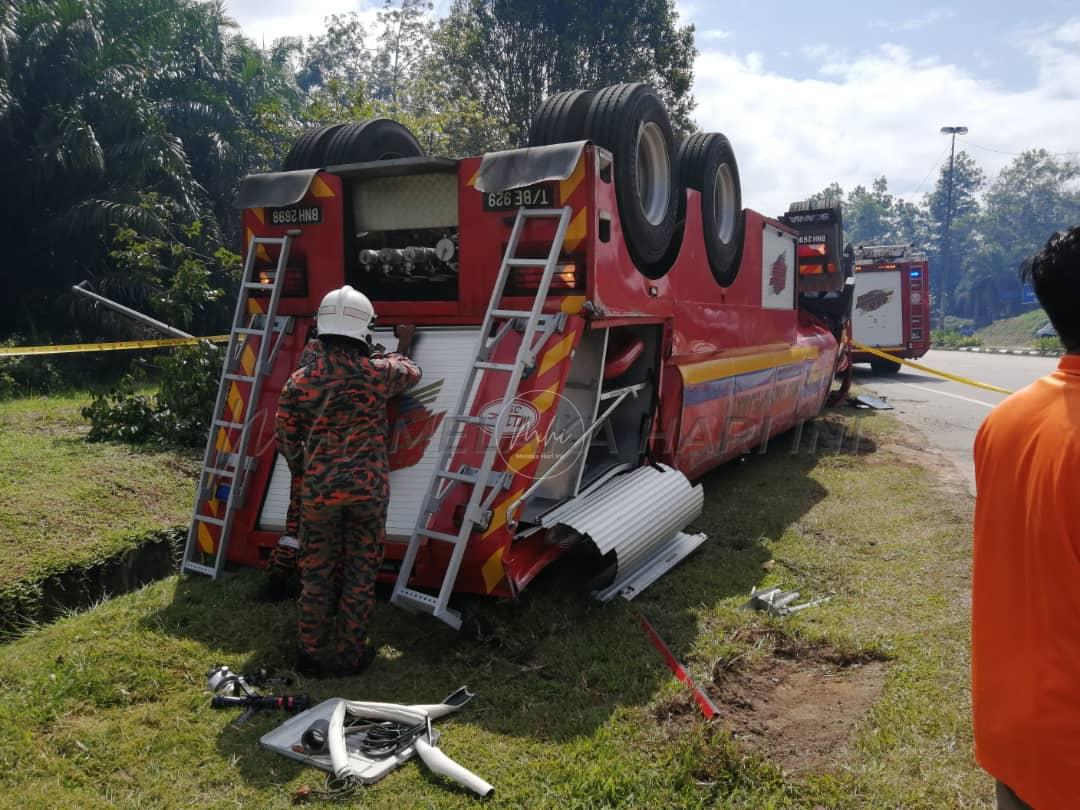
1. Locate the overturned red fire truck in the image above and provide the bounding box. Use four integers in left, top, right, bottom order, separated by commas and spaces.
181, 84, 854, 628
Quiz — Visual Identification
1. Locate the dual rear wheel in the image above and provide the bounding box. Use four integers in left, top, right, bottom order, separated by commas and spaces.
283, 118, 424, 170
529, 84, 744, 284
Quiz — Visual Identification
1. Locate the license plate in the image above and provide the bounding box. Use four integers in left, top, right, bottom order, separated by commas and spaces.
267, 205, 322, 226
482, 184, 556, 211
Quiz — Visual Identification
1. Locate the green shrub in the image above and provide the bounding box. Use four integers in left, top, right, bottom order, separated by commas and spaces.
82, 341, 221, 446
931, 329, 982, 349
1034, 336, 1062, 354
0, 339, 67, 399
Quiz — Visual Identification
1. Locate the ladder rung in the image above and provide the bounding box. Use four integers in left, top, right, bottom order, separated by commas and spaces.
418, 528, 463, 544
213, 420, 246, 429
204, 467, 235, 477
449, 415, 484, 424
521, 208, 568, 218
183, 561, 217, 577
474, 361, 516, 372
223, 373, 255, 382
195, 515, 225, 526
491, 308, 531, 319
506, 258, 546, 267
395, 587, 438, 609
234, 327, 263, 335
436, 470, 479, 483
251, 235, 291, 245
243, 282, 275, 290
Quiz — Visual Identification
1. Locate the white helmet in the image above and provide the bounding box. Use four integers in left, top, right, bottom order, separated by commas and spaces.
317, 285, 375, 341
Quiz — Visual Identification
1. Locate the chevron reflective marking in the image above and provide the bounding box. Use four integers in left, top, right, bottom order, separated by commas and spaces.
481, 546, 505, 593
538, 332, 576, 377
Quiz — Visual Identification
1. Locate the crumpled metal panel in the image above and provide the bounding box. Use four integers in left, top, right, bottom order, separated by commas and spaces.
474, 141, 587, 193
539, 463, 705, 594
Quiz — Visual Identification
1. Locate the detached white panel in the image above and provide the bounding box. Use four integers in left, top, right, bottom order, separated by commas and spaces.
540, 463, 707, 601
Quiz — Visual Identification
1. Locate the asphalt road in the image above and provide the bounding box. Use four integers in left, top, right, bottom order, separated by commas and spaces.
854, 349, 1061, 494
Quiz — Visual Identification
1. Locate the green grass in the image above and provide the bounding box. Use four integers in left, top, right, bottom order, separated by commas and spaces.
973, 309, 1048, 348
0, 411, 988, 808
0, 391, 198, 588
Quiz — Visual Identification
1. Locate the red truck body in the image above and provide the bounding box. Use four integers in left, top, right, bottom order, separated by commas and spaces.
191, 145, 845, 599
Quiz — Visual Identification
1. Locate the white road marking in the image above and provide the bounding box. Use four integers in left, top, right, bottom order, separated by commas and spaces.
899, 382, 998, 409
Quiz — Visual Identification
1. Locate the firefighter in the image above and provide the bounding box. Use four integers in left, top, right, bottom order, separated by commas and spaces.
276, 286, 420, 677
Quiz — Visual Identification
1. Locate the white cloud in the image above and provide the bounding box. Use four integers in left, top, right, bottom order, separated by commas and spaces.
221, 0, 381, 44
692, 24, 1080, 217
869, 8, 957, 33
699, 28, 732, 41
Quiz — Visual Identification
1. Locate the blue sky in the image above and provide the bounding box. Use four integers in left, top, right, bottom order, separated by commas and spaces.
222, 0, 1080, 214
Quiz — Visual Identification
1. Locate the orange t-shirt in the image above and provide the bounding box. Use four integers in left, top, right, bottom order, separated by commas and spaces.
973, 354, 1080, 807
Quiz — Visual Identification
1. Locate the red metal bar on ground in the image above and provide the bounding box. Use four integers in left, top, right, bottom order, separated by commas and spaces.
637, 613, 719, 721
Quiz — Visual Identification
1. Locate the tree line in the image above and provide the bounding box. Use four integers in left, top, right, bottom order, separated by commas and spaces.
2, 0, 1075, 345
0, 0, 695, 341
812, 150, 1080, 325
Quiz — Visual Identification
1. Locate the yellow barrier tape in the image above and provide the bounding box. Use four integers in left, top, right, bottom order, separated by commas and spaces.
0, 335, 231, 358
853, 341, 1014, 395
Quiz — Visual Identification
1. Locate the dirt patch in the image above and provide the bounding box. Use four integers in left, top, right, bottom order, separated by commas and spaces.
654, 634, 889, 775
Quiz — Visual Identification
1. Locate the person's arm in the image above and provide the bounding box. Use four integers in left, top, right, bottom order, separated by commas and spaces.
383, 353, 422, 398
394, 324, 416, 357
276, 374, 309, 477
298, 338, 323, 369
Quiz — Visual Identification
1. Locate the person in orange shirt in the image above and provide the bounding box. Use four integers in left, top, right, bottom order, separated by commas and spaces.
972, 225, 1080, 809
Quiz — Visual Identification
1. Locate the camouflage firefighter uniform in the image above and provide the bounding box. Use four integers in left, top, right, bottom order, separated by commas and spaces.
276, 340, 420, 671
266, 337, 324, 580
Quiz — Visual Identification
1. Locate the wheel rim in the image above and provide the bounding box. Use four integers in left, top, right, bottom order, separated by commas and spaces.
713, 162, 736, 244
636, 121, 671, 226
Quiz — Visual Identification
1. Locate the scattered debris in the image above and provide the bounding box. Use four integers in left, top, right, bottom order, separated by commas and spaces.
638, 613, 720, 721
761, 559, 776, 572
848, 393, 893, 410
206, 666, 309, 726
742, 585, 832, 617
261, 687, 493, 798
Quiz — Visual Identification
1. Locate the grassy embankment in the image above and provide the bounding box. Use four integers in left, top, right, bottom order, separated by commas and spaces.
973, 309, 1051, 349
0, 407, 986, 808
0, 391, 197, 628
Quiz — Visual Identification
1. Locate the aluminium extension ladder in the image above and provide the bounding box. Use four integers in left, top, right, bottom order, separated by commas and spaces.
391, 206, 573, 628
181, 231, 298, 578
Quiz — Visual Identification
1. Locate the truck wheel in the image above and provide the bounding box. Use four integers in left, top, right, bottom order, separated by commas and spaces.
322, 118, 424, 166
527, 89, 595, 146
583, 83, 679, 273
679, 132, 744, 286
282, 123, 349, 170
870, 358, 901, 374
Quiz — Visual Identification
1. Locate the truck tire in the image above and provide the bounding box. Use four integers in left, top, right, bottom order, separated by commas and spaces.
322, 118, 424, 166
527, 89, 595, 146
582, 83, 679, 272
870, 357, 901, 374
679, 132, 744, 286
282, 123, 349, 170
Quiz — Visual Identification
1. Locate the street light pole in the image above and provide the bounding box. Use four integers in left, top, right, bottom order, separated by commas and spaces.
939, 125, 968, 330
